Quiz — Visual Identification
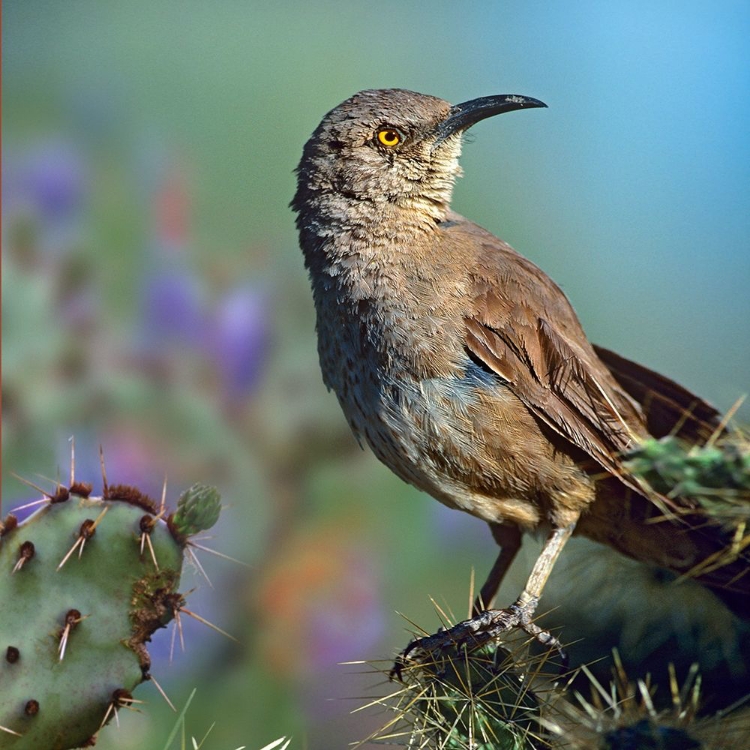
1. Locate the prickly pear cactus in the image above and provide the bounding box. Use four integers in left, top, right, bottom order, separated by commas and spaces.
0, 480, 222, 749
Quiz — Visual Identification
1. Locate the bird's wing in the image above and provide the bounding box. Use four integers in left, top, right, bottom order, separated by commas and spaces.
450, 217, 647, 484
444, 217, 749, 614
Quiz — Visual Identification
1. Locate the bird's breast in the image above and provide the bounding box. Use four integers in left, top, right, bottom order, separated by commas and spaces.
330, 350, 491, 501
308, 227, 562, 525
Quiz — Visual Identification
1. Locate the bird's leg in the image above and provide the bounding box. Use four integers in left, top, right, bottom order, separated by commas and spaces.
392, 522, 576, 680
506, 522, 576, 648
474, 523, 522, 614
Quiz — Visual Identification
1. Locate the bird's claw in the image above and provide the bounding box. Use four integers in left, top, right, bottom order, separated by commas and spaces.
510, 601, 567, 663
390, 599, 566, 681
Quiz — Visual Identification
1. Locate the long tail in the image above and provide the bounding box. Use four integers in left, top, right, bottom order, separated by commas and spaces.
593, 344, 722, 443
581, 347, 749, 620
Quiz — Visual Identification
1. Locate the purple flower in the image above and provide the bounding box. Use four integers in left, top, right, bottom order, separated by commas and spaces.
212, 285, 271, 400
142, 266, 207, 348
3, 139, 90, 259
17, 140, 88, 223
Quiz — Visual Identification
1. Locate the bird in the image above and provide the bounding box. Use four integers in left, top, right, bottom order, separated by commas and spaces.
291, 89, 748, 657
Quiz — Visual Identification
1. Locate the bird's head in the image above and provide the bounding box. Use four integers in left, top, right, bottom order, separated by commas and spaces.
292, 88, 546, 223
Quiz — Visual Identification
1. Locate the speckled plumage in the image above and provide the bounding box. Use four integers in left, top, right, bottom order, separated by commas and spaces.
292, 89, 748, 619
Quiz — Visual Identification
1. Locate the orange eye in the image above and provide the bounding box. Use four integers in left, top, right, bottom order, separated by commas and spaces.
377, 128, 402, 147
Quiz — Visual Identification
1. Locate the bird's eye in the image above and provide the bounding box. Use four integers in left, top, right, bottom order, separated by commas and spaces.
376, 128, 403, 148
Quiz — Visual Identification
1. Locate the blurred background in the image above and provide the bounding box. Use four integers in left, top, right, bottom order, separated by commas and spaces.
2, 1, 749, 747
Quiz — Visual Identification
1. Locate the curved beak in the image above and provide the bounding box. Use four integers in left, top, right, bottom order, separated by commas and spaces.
435, 94, 547, 144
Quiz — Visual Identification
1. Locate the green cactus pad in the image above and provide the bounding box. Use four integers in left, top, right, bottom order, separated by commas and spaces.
0, 488, 190, 749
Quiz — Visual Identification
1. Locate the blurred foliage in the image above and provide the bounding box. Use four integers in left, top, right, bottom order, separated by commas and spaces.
2, 1, 749, 748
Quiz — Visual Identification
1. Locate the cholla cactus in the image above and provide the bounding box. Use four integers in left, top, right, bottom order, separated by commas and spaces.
0, 464, 225, 749
624, 432, 750, 522
361, 620, 565, 749
364, 635, 750, 749
362, 426, 750, 748
539, 656, 750, 749
624, 431, 750, 576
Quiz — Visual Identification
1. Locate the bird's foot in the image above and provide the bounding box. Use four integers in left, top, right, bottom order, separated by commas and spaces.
509, 597, 566, 658
391, 596, 566, 681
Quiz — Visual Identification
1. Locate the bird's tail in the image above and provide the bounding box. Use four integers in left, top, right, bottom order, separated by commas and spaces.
593, 344, 722, 444
582, 347, 749, 620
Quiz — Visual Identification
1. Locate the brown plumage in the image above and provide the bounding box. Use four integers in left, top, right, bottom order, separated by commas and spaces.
292, 89, 748, 642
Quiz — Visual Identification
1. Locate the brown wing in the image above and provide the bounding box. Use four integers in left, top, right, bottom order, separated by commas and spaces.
445, 216, 749, 616
450, 216, 648, 487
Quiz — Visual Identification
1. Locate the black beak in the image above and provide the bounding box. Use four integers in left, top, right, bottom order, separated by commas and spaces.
435, 94, 547, 143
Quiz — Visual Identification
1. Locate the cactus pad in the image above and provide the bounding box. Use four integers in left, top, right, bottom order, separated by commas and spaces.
0, 480, 219, 749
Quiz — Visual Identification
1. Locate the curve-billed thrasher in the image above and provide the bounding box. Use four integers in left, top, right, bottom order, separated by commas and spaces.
292, 89, 748, 651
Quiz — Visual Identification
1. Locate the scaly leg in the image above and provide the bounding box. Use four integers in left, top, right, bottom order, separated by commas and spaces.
508, 522, 576, 646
